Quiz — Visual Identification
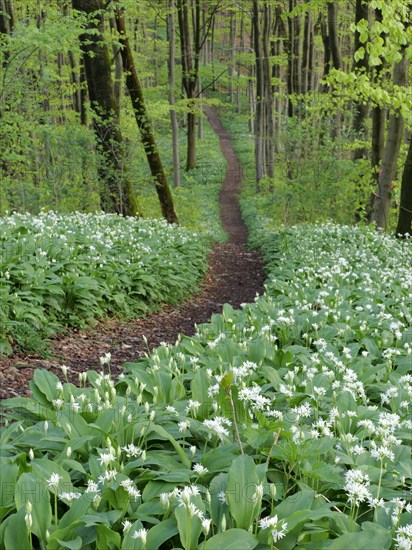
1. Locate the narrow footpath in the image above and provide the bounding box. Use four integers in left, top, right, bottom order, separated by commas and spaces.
0, 109, 265, 399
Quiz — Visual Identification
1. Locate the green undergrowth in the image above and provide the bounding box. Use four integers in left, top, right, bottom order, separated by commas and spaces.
1, 223, 411, 549
216, 101, 385, 231
136, 115, 226, 243
0, 213, 209, 357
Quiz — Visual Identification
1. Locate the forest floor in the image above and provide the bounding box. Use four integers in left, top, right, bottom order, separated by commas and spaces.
0, 108, 265, 399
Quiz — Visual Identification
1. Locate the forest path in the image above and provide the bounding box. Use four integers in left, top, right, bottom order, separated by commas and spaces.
0, 108, 265, 399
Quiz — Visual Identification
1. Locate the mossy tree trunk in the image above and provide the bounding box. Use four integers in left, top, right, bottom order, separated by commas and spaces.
72, 0, 139, 217
114, 5, 178, 225
371, 53, 409, 230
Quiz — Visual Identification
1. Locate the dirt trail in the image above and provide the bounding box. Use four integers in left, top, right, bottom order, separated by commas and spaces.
0, 108, 265, 399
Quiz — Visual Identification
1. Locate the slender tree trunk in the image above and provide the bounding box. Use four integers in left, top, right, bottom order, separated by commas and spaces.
396, 137, 412, 237
68, 50, 82, 115
320, 15, 331, 80
327, 1, 341, 70
352, 0, 370, 160
371, 54, 409, 230
253, 0, 264, 188
0, 0, 15, 36
167, 0, 181, 187
177, 0, 197, 170
287, 0, 295, 117
197, 75, 203, 139
236, 12, 244, 114
72, 0, 139, 217
263, 1, 274, 181
273, 6, 285, 153
228, 9, 237, 103
115, 6, 178, 224
327, 1, 342, 139
109, 16, 123, 107
302, 4, 314, 94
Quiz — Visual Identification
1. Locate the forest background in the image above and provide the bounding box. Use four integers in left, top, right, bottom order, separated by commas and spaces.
0, 0, 411, 235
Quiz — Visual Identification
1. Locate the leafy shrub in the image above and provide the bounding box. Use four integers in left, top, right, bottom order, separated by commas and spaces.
1, 224, 411, 549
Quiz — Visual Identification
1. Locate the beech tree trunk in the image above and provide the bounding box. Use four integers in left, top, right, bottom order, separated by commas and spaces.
115, 6, 178, 224
327, 1, 341, 71
327, 1, 342, 139
0, 0, 14, 36
352, 0, 370, 160
228, 9, 237, 103
253, 0, 265, 187
371, 54, 409, 230
287, 0, 296, 117
167, 0, 181, 187
262, 1, 274, 181
72, 0, 139, 217
320, 15, 331, 79
302, 7, 314, 94
177, 0, 197, 170
253, 0, 274, 188
396, 137, 412, 237
0, 0, 14, 70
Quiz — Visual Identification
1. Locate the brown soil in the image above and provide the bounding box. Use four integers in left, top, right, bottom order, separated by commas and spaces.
0, 108, 265, 400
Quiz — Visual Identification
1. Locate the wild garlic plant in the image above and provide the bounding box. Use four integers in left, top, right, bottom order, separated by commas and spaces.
1, 223, 411, 549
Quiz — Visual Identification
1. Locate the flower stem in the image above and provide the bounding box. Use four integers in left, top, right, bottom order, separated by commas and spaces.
227, 387, 243, 455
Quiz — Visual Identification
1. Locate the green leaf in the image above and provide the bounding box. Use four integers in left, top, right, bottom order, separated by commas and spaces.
96, 524, 121, 550
56, 537, 83, 550
0, 459, 18, 507
146, 519, 178, 550
175, 496, 204, 550
3, 508, 31, 550
204, 529, 258, 549
191, 368, 211, 418
31, 368, 60, 403
227, 455, 260, 530
151, 424, 191, 468
327, 528, 391, 549
14, 472, 52, 540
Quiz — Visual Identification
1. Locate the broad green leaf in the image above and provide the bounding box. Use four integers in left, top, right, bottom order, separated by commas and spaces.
204, 528, 258, 549
96, 524, 121, 550
56, 537, 83, 550
227, 455, 260, 530
0, 459, 18, 507
175, 495, 204, 550
146, 519, 178, 550
14, 472, 52, 540
151, 424, 191, 468
3, 508, 31, 550
327, 528, 391, 549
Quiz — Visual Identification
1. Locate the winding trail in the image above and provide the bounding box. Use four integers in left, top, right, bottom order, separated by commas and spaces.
0, 109, 265, 399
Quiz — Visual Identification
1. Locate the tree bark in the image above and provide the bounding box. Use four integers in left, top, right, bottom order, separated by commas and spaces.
327, 1, 342, 139
262, 1, 274, 181
167, 0, 181, 187
352, 0, 370, 160
109, 16, 123, 108
371, 54, 409, 230
115, 6, 178, 224
287, 0, 296, 117
396, 137, 412, 237
302, 7, 314, 94
327, 1, 341, 70
253, 0, 265, 188
72, 0, 139, 217
320, 15, 331, 79
0, 0, 15, 69
0, 0, 14, 36
177, 0, 197, 170
228, 9, 237, 103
